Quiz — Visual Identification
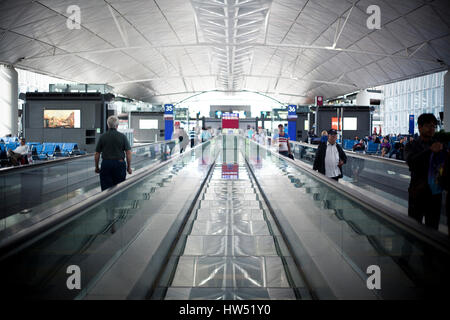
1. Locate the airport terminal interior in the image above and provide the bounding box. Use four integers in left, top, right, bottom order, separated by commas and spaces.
1, 0, 450, 300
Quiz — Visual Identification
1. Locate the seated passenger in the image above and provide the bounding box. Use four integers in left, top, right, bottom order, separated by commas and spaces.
352, 139, 366, 152
389, 137, 406, 160
373, 135, 381, 143
380, 137, 391, 157
7, 138, 28, 166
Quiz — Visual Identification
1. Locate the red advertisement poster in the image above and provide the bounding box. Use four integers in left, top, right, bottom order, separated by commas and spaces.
331, 117, 342, 130
222, 112, 239, 129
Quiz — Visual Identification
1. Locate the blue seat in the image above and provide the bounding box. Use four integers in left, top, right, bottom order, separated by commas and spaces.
60, 143, 74, 156
33, 143, 56, 160
366, 142, 380, 154
26, 142, 40, 150
31, 144, 43, 160
42, 143, 56, 157
70, 144, 86, 155
342, 139, 357, 150
5, 142, 19, 151
2, 137, 19, 144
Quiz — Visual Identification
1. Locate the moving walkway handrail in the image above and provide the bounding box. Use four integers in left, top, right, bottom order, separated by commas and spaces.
0, 138, 216, 257
290, 140, 408, 168
0, 139, 177, 176
246, 138, 450, 255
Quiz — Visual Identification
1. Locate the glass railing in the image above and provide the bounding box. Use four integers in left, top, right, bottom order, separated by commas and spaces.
243, 138, 450, 299
290, 141, 410, 208
0, 138, 220, 299
0, 139, 191, 233
246, 138, 410, 210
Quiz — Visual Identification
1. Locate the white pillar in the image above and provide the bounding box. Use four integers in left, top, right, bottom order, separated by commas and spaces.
444, 71, 450, 132
0, 64, 18, 137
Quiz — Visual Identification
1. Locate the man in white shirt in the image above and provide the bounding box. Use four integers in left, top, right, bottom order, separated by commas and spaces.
253, 127, 266, 145
313, 129, 347, 181
7, 138, 28, 166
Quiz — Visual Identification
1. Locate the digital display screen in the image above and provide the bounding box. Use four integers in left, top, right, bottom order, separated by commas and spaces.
344, 117, 357, 130
44, 110, 80, 128
139, 119, 158, 129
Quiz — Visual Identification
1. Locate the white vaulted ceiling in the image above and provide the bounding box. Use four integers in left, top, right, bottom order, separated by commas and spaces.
0, 0, 449, 105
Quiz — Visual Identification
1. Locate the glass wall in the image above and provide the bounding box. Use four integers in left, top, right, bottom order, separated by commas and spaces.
381, 71, 447, 135
17, 68, 74, 94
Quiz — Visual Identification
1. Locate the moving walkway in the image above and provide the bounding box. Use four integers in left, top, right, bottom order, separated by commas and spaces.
0, 136, 449, 300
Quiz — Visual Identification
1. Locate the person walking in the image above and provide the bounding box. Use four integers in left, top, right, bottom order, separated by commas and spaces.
200, 126, 212, 143
313, 129, 347, 181
253, 127, 266, 145
172, 122, 189, 153
247, 126, 254, 140
95, 115, 132, 191
272, 124, 293, 158
189, 127, 196, 148
405, 113, 446, 229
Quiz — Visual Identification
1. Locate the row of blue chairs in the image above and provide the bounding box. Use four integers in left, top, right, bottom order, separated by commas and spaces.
341, 139, 381, 155
0, 136, 19, 144
0, 141, 84, 161
31, 142, 85, 160
342, 139, 358, 150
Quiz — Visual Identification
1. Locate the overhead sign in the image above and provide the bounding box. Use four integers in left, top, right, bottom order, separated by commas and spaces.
288, 105, 297, 140
164, 104, 174, 140
164, 104, 174, 120
222, 112, 239, 129
287, 105, 297, 120
316, 96, 324, 106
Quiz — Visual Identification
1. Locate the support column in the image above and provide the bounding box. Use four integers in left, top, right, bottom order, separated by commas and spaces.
0, 64, 18, 137
444, 71, 450, 132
